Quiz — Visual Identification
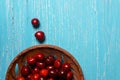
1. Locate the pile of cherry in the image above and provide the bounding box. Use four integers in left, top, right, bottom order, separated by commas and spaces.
16, 53, 73, 80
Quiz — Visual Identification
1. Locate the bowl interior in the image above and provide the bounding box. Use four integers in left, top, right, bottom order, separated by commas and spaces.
6, 45, 84, 80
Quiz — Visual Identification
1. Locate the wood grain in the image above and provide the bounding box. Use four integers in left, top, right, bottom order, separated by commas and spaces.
0, 0, 120, 80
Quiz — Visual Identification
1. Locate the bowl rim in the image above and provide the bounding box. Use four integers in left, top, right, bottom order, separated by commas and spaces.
6, 44, 84, 80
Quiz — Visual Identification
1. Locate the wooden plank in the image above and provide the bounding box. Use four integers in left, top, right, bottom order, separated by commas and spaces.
0, 0, 120, 80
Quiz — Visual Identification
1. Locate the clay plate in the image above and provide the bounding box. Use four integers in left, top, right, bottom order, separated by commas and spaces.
6, 44, 84, 80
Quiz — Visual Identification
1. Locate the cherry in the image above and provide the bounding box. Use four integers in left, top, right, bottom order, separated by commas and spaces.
48, 69, 57, 78
26, 74, 34, 80
58, 69, 67, 78
31, 18, 39, 27
35, 53, 45, 61
54, 59, 61, 69
35, 31, 45, 41
62, 63, 71, 72
39, 76, 46, 80
45, 55, 55, 65
36, 62, 45, 69
55, 69, 59, 73
27, 57, 36, 65
33, 73, 40, 80
66, 71, 73, 80
32, 67, 39, 74
39, 69, 48, 77
21, 66, 30, 76
47, 78, 54, 80
16, 76, 25, 80
46, 66, 54, 70
18, 54, 73, 80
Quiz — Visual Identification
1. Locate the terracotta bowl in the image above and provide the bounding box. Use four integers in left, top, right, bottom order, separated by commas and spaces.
6, 44, 84, 80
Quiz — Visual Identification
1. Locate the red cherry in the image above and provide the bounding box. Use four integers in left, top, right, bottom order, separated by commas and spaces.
31, 18, 39, 27
46, 66, 54, 70
32, 67, 39, 74
45, 55, 55, 65
47, 78, 54, 80
35, 31, 45, 41
33, 73, 40, 80
47, 55, 55, 60
48, 69, 57, 78
27, 57, 36, 65
54, 59, 61, 69
39, 69, 48, 77
26, 74, 34, 80
58, 69, 67, 78
55, 69, 59, 73
35, 53, 45, 61
39, 76, 46, 80
16, 76, 25, 80
36, 62, 45, 69
66, 72, 73, 80
62, 63, 71, 72
21, 66, 30, 76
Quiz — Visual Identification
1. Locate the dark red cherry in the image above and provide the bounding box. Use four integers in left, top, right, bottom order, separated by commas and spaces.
66, 71, 73, 80
26, 74, 34, 80
45, 55, 55, 65
58, 69, 67, 78
47, 78, 54, 80
62, 63, 71, 72
39, 69, 48, 77
35, 53, 45, 61
39, 76, 46, 80
35, 31, 45, 41
32, 67, 39, 74
31, 18, 39, 27
55, 69, 59, 73
46, 66, 54, 70
33, 73, 40, 80
21, 66, 30, 76
36, 62, 45, 69
16, 76, 25, 80
27, 57, 36, 65
48, 69, 57, 78
54, 59, 61, 69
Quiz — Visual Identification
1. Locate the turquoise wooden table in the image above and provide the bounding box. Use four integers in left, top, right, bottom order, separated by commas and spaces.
0, 0, 120, 80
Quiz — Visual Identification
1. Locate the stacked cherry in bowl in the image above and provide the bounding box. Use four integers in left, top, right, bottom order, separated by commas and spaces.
6, 45, 84, 80
16, 53, 73, 80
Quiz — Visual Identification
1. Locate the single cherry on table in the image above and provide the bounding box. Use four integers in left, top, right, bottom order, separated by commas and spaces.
35, 31, 45, 41
31, 18, 40, 28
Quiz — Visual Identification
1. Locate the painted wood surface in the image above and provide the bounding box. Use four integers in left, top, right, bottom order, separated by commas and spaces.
0, 0, 120, 80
